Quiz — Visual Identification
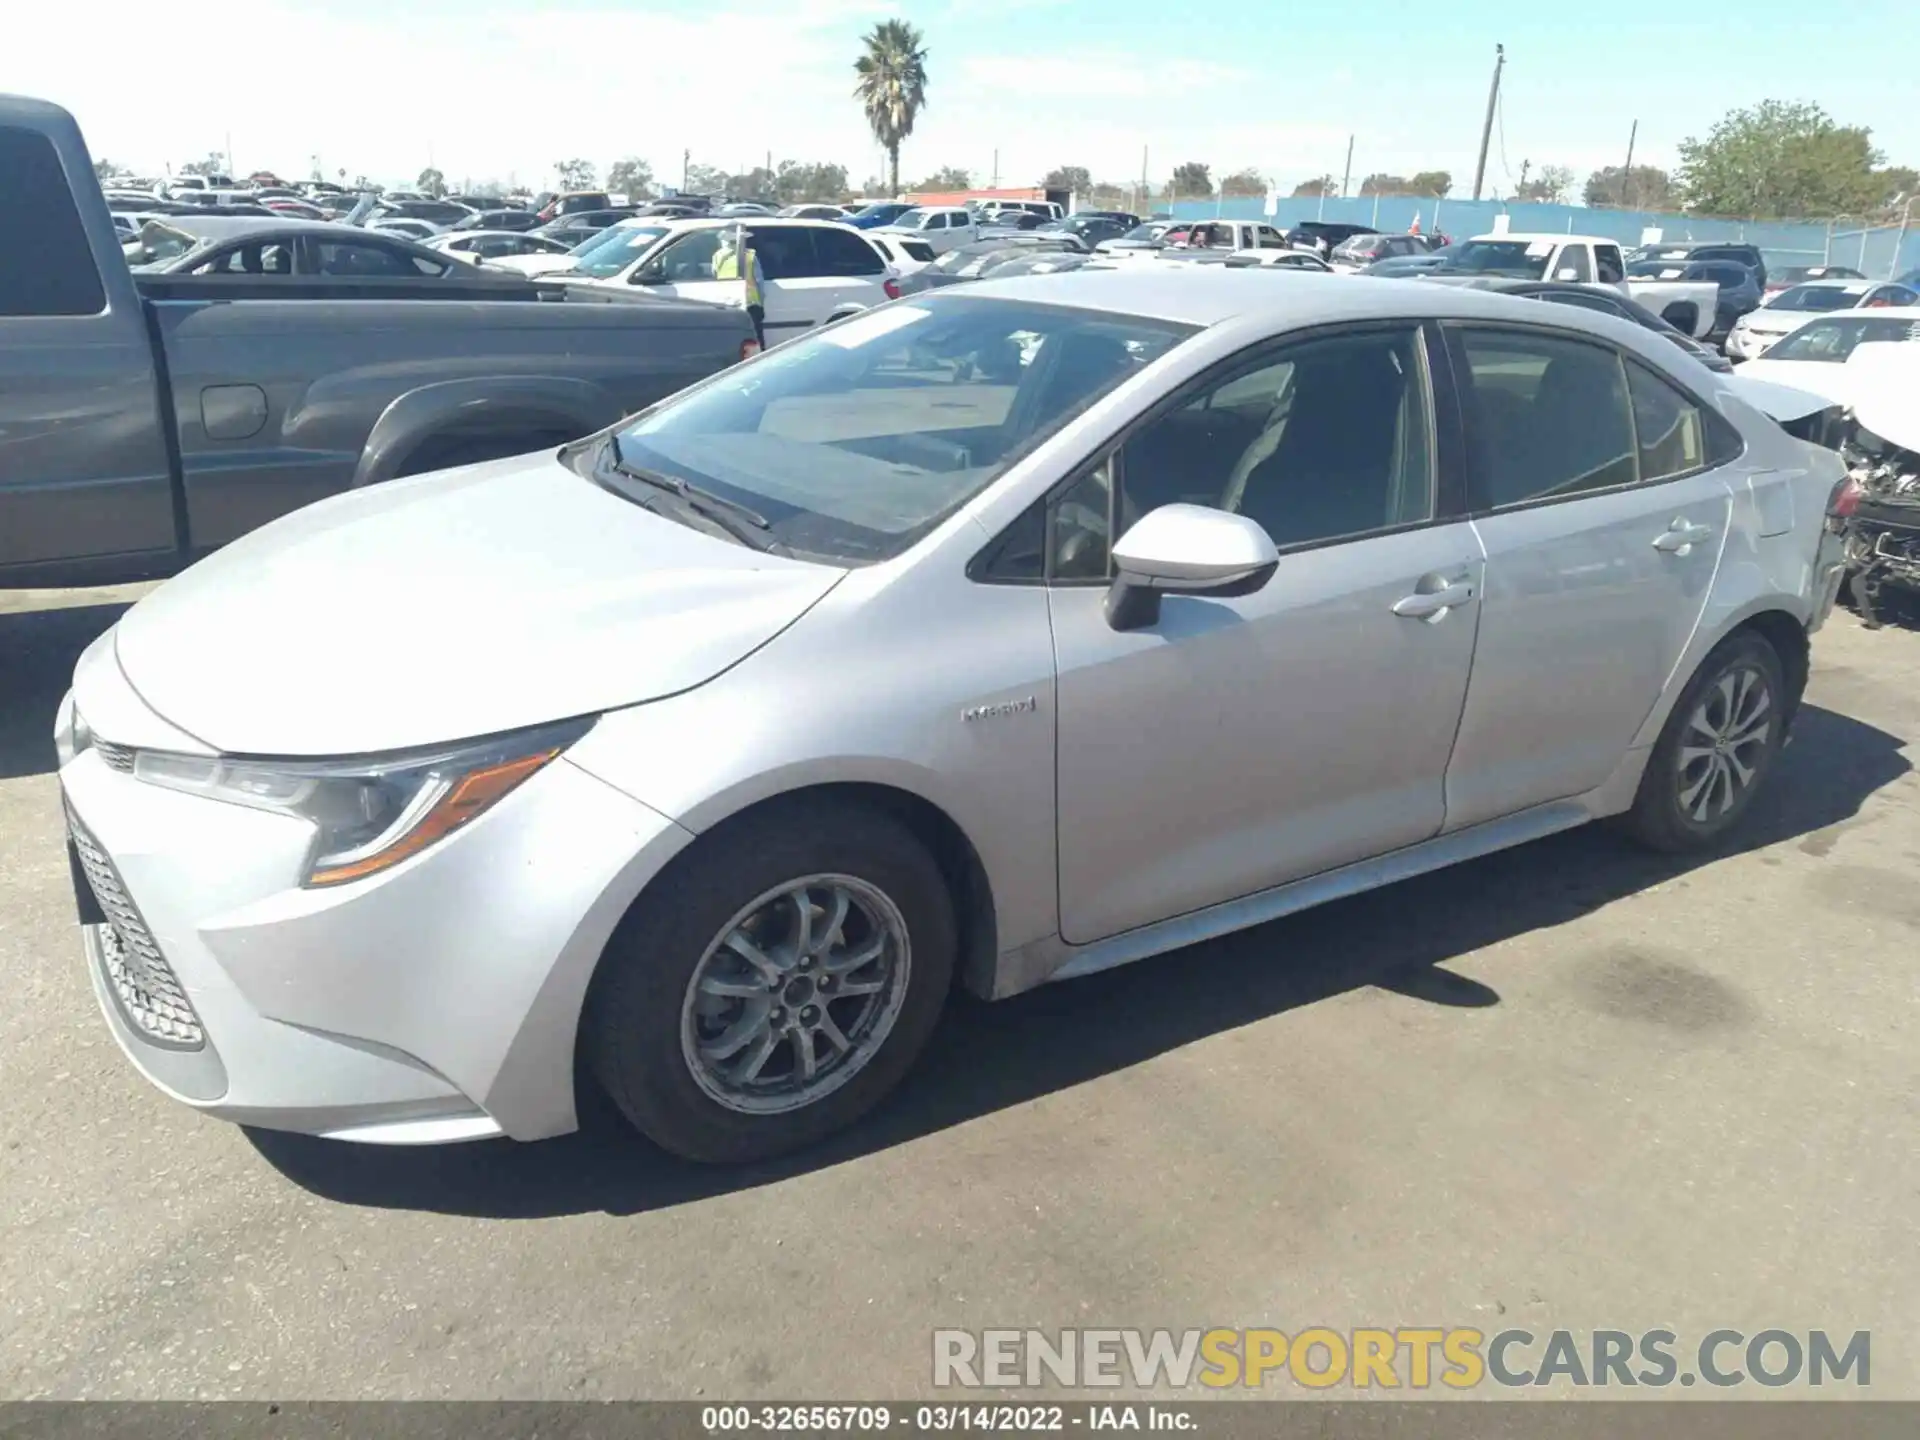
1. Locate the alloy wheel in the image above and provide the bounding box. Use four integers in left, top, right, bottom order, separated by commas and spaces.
1676, 662, 1773, 823
679, 874, 911, 1115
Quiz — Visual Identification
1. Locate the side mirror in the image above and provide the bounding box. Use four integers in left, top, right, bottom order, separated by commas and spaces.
629, 266, 666, 285
1105, 504, 1279, 631
1555, 267, 1580, 282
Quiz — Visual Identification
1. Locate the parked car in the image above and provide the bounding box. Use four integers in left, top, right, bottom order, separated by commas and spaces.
895, 237, 1088, 294
451, 208, 545, 233
866, 231, 938, 277
1637, 242, 1768, 292
1328, 233, 1432, 272
844, 201, 916, 230
1824, 348, 1920, 622
126, 216, 505, 278
1727, 279, 1920, 360
1728, 307, 1920, 397
1104, 220, 1291, 261
1286, 221, 1378, 255
367, 217, 442, 242
538, 190, 613, 220
428, 230, 576, 263
535, 208, 638, 245
0, 95, 758, 587
1040, 211, 1138, 250
978, 210, 1051, 233
376, 198, 478, 227
562, 217, 898, 337
1225, 250, 1335, 273
1448, 234, 1722, 339
1419, 276, 1734, 372
1093, 220, 1181, 256
1626, 258, 1762, 340
500, 220, 674, 280
1764, 264, 1864, 296
1364, 243, 1463, 277
873, 205, 981, 255
716, 202, 777, 217
779, 204, 849, 221
261, 197, 329, 221
54, 263, 1845, 1163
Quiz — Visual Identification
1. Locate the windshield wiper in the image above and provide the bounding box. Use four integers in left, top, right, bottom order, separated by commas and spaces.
601, 433, 777, 549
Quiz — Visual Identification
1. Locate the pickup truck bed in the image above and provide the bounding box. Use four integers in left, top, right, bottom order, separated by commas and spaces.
1, 94, 755, 588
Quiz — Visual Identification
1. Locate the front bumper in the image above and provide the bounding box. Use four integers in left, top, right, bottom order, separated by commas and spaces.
60, 698, 693, 1144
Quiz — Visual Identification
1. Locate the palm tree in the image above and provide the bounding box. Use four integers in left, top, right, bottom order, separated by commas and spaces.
853, 19, 928, 198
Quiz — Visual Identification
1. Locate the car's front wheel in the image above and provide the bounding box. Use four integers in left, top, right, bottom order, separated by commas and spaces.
584, 802, 956, 1163
1618, 630, 1788, 853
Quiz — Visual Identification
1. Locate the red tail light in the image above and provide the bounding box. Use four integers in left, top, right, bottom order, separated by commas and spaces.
1828, 475, 1863, 519
883, 277, 902, 300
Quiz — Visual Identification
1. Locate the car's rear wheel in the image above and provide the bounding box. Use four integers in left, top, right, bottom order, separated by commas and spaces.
584, 802, 955, 1163
1618, 631, 1787, 853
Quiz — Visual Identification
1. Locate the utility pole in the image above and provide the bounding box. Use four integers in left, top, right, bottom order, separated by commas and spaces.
1470, 43, 1505, 202
991, 148, 999, 188
1140, 145, 1149, 215
682, 148, 690, 194
1340, 135, 1354, 199
1619, 119, 1638, 208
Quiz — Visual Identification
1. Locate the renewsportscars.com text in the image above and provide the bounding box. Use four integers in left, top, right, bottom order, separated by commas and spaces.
932, 1327, 1870, 1390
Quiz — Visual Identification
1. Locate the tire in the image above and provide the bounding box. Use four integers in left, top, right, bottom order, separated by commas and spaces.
584, 801, 956, 1163
1616, 631, 1787, 853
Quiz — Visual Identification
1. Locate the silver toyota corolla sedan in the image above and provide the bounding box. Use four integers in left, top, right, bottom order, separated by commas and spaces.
57, 269, 1848, 1163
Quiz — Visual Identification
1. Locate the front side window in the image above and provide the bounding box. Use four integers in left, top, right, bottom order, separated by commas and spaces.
608, 296, 1193, 564
190, 240, 294, 274
1456, 328, 1636, 508
1041, 327, 1435, 579
0, 125, 107, 316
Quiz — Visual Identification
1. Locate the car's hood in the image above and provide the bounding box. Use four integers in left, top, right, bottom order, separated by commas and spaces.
113, 454, 844, 757
1723, 369, 1842, 422
1741, 308, 1814, 333
1846, 344, 1920, 451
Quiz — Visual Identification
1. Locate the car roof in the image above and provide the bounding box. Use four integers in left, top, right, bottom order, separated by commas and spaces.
661, 216, 870, 232
141, 214, 362, 241
1778, 305, 1920, 321
960, 265, 1681, 335
1791, 279, 1876, 291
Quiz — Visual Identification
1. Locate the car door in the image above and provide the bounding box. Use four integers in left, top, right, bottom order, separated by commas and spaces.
1047, 323, 1484, 944
0, 121, 177, 576
748, 224, 881, 336
1440, 324, 1738, 829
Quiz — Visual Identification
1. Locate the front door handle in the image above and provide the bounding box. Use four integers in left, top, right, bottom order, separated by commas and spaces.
1652, 519, 1715, 554
1392, 576, 1476, 621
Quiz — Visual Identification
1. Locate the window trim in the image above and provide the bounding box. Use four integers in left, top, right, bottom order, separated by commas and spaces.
970, 318, 1459, 587
1440, 319, 1742, 517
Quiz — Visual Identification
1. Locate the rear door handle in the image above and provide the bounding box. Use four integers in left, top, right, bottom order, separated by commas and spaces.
1392, 577, 1476, 621
1652, 519, 1715, 554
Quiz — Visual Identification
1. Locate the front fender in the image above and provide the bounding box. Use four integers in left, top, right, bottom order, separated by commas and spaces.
352, 376, 626, 487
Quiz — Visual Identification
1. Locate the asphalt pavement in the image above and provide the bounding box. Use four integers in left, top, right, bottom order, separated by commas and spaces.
1, 587, 1916, 1400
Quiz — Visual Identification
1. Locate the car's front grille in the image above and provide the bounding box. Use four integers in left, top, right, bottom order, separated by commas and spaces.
67, 808, 205, 1050
93, 740, 135, 773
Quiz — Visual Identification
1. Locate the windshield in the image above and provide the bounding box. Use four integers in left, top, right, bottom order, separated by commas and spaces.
1447, 240, 1553, 279
891, 209, 934, 229
606, 296, 1194, 563
1769, 285, 1867, 312
1766, 315, 1920, 363
566, 224, 670, 277
1114, 223, 1166, 243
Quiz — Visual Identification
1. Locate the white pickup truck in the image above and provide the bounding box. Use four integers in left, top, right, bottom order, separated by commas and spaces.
1451, 233, 1721, 339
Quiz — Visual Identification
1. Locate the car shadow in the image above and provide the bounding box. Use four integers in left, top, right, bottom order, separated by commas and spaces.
0, 602, 136, 781
247, 700, 1908, 1218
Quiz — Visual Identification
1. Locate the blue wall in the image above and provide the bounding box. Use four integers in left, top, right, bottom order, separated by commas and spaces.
1165, 194, 1920, 279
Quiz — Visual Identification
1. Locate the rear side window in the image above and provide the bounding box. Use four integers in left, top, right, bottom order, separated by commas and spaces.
0, 126, 107, 316
1456, 329, 1636, 508
1624, 360, 1707, 481
810, 226, 885, 277
743, 225, 816, 280
1595, 245, 1625, 284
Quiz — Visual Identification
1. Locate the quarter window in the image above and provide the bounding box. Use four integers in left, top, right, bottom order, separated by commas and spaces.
811, 226, 886, 277
1624, 360, 1706, 481
1457, 329, 1636, 507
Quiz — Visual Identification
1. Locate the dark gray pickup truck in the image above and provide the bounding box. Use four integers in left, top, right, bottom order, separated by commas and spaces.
1, 95, 755, 588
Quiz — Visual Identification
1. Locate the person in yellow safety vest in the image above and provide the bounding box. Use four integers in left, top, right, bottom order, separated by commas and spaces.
712, 227, 765, 347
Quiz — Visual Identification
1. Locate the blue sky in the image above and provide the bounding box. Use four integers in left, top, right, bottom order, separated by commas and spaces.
9, 0, 1915, 197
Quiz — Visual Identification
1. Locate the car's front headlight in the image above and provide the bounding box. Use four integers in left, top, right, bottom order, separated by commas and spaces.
128, 716, 593, 887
